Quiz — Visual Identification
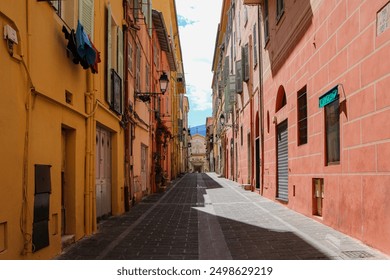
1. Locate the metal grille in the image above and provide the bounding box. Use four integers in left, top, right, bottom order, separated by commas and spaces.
277, 120, 288, 201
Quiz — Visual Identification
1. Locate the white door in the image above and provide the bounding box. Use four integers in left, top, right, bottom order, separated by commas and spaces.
96, 126, 112, 219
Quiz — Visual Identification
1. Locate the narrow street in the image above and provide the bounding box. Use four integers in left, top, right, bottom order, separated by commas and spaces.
55, 173, 388, 260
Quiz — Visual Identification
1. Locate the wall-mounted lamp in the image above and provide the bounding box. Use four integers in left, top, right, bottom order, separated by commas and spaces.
135, 72, 169, 102
220, 113, 238, 131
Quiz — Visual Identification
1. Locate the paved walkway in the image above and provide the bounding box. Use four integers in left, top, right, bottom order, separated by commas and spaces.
55, 173, 389, 260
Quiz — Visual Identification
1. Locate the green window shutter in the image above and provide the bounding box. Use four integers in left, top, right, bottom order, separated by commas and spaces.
106, 3, 112, 104
79, 0, 94, 40
236, 60, 243, 93
244, 44, 249, 81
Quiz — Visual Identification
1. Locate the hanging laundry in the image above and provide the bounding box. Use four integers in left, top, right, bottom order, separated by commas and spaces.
89, 35, 101, 74
75, 21, 96, 68
62, 26, 81, 65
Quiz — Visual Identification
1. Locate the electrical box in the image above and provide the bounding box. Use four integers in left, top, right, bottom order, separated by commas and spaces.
3, 25, 18, 44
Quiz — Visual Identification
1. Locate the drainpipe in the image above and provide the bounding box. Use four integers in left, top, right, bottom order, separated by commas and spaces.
249, 36, 254, 188
258, 6, 265, 196
123, 0, 130, 211
85, 70, 95, 235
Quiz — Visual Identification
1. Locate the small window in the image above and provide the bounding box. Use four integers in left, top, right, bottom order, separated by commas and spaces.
253, 23, 258, 67
244, 6, 248, 26
297, 86, 308, 145
263, 0, 270, 43
241, 126, 243, 146
241, 44, 249, 82
235, 60, 243, 93
276, 0, 285, 23
325, 100, 340, 164
79, 0, 95, 40
128, 42, 133, 74
275, 85, 287, 112
52, 0, 76, 30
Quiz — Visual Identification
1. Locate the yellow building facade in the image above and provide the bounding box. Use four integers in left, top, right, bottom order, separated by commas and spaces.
153, 0, 186, 180
0, 0, 125, 259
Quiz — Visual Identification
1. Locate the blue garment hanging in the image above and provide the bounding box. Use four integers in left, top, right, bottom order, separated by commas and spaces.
76, 21, 96, 66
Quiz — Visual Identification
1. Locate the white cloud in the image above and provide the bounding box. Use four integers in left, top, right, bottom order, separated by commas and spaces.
176, 0, 222, 116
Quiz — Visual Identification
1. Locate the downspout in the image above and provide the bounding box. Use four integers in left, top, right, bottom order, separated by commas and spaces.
249, 37, 254, 188
22, 0, 32, 255
258, 6, 265, 196
123, 0, 130, 211
84, 70, 95, 235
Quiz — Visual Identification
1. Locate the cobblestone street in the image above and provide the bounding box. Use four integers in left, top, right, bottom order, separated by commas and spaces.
55, 173, 388, 260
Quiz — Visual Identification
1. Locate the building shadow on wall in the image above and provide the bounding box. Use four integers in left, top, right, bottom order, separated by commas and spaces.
263, 0, 314, 76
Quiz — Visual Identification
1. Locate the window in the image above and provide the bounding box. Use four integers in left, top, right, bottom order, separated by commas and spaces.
142, 0, 152, 36
297, 86, 308, 145
276, 0, 285, 22
264, 0, 270, 43
52, 0, 77, 30
235, 60, 243, 93
128, 42, 133, 74
243, 6, 248, 26
325, 100, 340, 164
242, 44, 249, 82
106, 3, 124, 113
51, 1, 61, 15
145, 63, 150, 92
253, 23, 258, 67
241, 126, 243, 146
136, 44, 141, 92
79, 0, 94, 39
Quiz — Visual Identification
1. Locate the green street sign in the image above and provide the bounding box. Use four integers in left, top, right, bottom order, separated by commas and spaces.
319, 86, 339, 108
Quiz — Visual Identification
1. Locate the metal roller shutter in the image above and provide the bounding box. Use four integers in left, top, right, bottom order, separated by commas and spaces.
277, 120, 288, 201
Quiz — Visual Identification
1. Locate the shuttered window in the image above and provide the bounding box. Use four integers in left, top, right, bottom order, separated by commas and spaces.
253, 23, 258, 67
106, 3, 123, 114
297, 86, 308, 145
325, 100, 340, 164
79, 0, 94, 40
235, 60, 243, 93
128, 42, 133, 75
242, 44, 249, 82
106, 3, 112, 104
136, 44, 141, 92
276, 0, 285, 22
264, 0, 270, 43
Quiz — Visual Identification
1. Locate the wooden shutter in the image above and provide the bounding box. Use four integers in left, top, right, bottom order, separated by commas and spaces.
106, 4, 112, 104
235, 60, 243, 93
79, 0, 94, 40
117, 26, 124, 114
244, 43, 249, 81
253, 24, 258, 67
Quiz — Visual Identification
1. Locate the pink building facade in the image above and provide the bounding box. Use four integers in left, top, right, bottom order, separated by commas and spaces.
259, 0, 390, 255
213, 0, 390, 255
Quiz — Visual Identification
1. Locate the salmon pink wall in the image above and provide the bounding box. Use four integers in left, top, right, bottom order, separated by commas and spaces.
261, 0, 390, 255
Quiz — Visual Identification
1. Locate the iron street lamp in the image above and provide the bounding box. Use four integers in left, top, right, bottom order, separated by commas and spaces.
136, 72, 170, 102
220, 113, 238, 131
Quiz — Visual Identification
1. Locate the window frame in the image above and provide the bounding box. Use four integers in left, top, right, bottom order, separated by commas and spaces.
297, 86, 308, 146
263, 0, 270, 44
276, 0, 285, 23
325, 99, 340, 165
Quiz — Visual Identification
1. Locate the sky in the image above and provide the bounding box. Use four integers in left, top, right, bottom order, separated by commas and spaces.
176, 0, 223, 128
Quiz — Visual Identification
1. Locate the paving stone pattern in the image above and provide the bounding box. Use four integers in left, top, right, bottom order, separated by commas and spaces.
55, 173, 388, 260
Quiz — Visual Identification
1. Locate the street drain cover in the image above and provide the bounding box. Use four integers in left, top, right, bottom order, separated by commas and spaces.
342, 251, 374, 259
